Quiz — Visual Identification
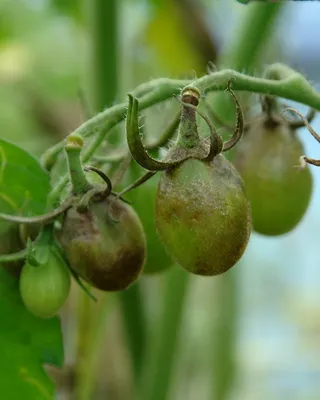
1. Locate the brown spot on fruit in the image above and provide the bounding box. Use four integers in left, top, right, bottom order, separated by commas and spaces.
155, 155, 251, 276
57, 194, 146, 291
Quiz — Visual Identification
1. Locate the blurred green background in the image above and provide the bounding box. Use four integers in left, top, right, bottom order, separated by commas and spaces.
1, 1, 320, 399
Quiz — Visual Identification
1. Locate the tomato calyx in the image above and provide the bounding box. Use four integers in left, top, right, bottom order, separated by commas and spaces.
126, 80, 244, 174
118, 80, 245, 199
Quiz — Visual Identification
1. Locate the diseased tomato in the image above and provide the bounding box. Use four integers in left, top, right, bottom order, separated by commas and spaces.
155, 155, 251, 275
57, 194, 146, 291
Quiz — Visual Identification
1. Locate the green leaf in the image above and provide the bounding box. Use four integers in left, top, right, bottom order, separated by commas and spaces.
0, 268, 63, 399
0, 139, 50, 234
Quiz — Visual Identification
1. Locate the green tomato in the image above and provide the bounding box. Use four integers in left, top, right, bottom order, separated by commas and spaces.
233, 118, 313, 236
19, 246, 71, 318
155, 155, 251, 276
58, 194, 146, 291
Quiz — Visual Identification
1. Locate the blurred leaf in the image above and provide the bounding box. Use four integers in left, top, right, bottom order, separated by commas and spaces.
0, 139, 50, 233
0, 268, 63, 399
49, 0, 83, 24
125, 161, 173, 274
0, 16, 11, 43
144, 0, 203, 75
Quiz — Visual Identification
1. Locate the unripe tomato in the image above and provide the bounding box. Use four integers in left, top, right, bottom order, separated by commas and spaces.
233, 118, 313, 236
20, 246, 71, 318
155, 155, 251, 275
57, 195, 146, 291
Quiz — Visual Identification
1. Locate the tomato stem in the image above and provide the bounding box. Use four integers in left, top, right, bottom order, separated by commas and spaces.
176, 87, 201, 149
0, 200, 72, 225
65, 135, 92, 195
45, 64, 320, 204
0, 248, 27, 263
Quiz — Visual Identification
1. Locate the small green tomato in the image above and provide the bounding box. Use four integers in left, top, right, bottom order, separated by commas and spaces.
19, 247, 71, 318
233, 118, 313, 236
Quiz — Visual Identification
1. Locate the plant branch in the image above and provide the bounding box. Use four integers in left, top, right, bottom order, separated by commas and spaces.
45, 64, 320, 209
0, 248, 27, 262
42, 63, 320, 173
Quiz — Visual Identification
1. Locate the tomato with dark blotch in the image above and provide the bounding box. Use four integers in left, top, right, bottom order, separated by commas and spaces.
155, 155, 252, 276
58, 195, 146, 291
19, 246, 71, 318
233, 118, 313, 236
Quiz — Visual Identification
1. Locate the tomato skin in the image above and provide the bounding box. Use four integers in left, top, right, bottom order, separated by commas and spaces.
19, 247, 71, 318
155, 155, 251, 276
58, 195, 146, 291
233, 119, 313, 236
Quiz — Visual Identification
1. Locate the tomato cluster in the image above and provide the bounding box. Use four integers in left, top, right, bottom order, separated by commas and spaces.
0, 83, 316, 318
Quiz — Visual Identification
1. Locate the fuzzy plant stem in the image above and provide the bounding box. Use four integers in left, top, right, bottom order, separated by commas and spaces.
64, 136, 91, 195
41, 61, 320, 173
176, 87, 201, 149
210, 4, 284, 400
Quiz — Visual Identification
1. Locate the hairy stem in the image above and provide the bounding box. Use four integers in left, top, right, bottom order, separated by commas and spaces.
42, 61, 320, 173
65, 139, 91, 195
0, 200, 71, 225
0, 248, 27, 262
